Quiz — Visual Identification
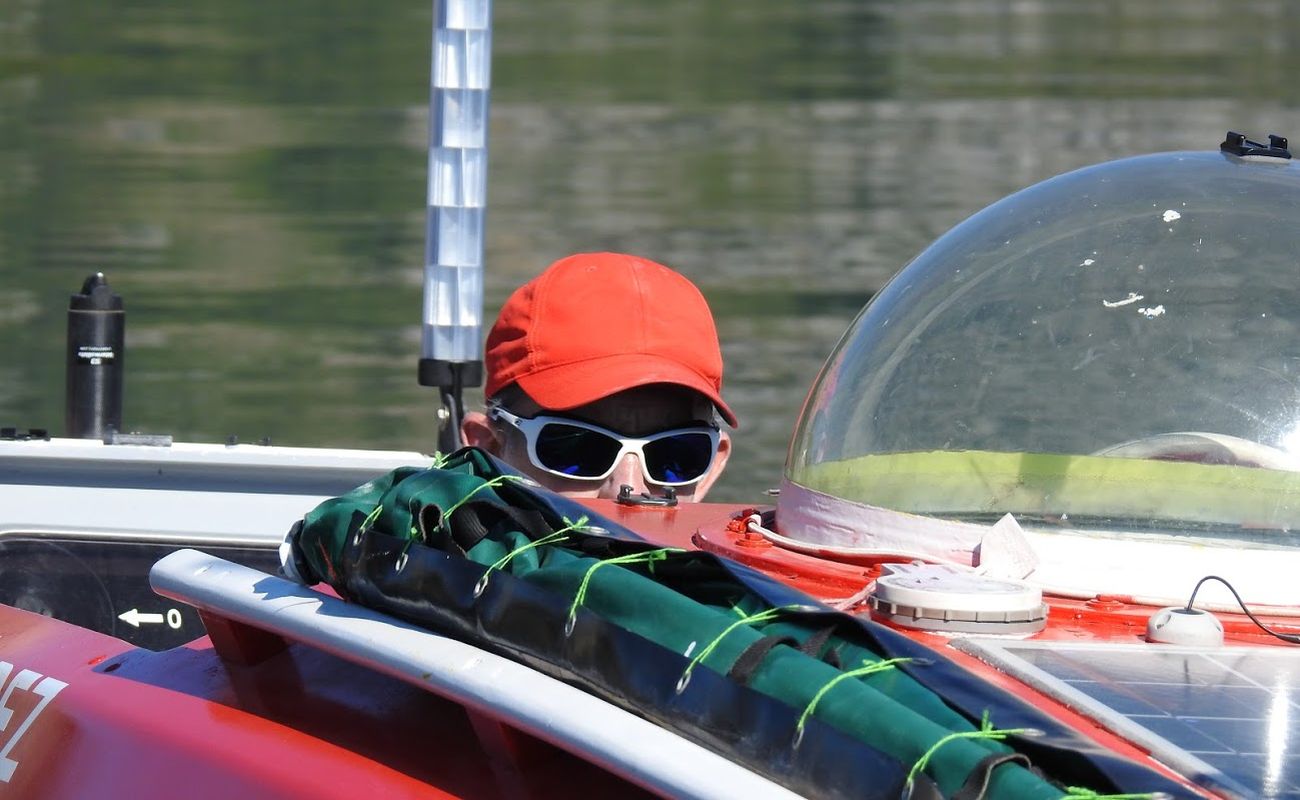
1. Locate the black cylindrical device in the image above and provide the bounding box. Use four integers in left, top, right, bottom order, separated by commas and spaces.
65, 272, 125, 438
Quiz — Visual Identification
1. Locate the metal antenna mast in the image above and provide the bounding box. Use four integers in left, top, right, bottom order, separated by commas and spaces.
418, 0, 492, 453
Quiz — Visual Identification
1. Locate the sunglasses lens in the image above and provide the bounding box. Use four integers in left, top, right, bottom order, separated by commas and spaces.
534, 423, 622, 478
643, 432, 715, 484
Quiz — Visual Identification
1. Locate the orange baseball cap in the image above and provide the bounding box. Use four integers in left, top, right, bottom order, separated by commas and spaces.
484, 252, 737, 427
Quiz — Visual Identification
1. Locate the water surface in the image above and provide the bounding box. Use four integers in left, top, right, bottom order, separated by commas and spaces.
2, 1, 1298, 501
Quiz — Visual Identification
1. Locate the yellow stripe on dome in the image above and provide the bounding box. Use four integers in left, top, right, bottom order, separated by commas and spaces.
790, 450, 1300, 532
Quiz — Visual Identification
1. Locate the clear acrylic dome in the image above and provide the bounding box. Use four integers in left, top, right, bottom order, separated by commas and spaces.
783, 140, 1300, 555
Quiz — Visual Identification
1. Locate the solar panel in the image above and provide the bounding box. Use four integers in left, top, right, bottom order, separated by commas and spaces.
953, 639, 1300, 799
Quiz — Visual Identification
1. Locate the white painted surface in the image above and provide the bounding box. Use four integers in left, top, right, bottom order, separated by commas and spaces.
0, 437, 428, 545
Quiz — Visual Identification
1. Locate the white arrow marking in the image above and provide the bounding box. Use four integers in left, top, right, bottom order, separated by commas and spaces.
118, 609, 166, 628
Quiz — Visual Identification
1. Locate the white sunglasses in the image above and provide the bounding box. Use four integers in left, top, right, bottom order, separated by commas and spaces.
489, 406, 720, 487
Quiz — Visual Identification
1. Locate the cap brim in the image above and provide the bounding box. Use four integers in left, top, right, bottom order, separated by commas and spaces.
514, 354, 738, 428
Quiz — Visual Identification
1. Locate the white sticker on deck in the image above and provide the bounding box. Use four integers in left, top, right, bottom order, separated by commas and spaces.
0, 661, 68, 782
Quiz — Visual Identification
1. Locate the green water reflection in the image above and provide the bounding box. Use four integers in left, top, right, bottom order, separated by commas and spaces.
2, 1, 1299, 501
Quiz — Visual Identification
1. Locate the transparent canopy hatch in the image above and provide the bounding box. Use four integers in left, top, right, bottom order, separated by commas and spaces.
783, 135, 1300, 563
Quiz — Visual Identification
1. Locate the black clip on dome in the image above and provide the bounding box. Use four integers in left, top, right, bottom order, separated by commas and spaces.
1220, 131, 1291, 159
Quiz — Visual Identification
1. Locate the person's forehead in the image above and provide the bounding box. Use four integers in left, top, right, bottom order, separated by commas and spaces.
531, 385, 712, 435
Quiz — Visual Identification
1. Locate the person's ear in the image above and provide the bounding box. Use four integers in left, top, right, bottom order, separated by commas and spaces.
461, 410, 504, 454
691, 431, 731, 500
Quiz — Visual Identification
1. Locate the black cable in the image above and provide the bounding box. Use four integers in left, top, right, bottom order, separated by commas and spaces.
1185, 574, 1300, 645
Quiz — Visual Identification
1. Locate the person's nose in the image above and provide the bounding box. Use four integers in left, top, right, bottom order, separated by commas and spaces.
597, 452, 647, 500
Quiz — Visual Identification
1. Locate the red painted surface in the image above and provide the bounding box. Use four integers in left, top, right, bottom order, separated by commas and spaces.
581, 499, 741, 551
0, 605, 652, 799
689, 505, 1300, 647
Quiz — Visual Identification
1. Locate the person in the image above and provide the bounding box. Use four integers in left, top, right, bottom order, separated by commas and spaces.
460, 252, 736, 502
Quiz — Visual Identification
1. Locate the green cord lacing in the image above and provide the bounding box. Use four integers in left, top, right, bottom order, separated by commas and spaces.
353, 503, 385, 544
406, 493, 423, 538
359, 503, 383, 531
793, 657, 914, 741
675, 605, 799, 692
440, 474, 525, 528
487, 530, 572, 572
904, 710, 1031, 793
473, 516, 592, 596
1060, 789, 1163, 800
356, 473, 526, 548
908, 712, 1163, 799
430, 451, 450, 470
489, 516, 589, 572
565, 548, 683, 632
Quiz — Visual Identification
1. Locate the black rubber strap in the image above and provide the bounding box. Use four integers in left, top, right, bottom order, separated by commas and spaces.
951, 752, 1033, 800
427, 501, 554, 556
822, 646, 843, 670
798, 624, 839, 658
726, 634, 800, 685
446, 506, 490, 553
797, 624, 849, 669
576, 536, 619, 559
504, 506, 552, 541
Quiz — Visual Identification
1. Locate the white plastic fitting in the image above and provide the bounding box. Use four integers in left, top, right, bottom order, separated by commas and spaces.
1146, 606, 1224, 647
